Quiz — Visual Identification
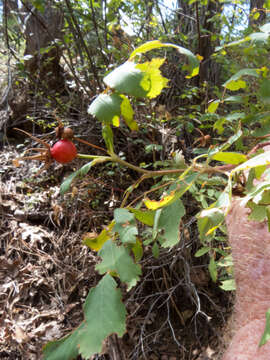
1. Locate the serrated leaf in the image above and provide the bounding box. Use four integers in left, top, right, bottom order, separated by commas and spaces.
113, 223, 138, 244
102, 124, 114, 153
208, 257, 217, 282
129, 40, 199, 78
88, 93, 122, 124
195, 247, 211, 257
104, 59, 168, 99
219, 279, 236, 291
128, 208, 155, 226
259, 308, 270, 346
158, 199, 185, 248
211, 152, 247, 165
43, 274, 126, 360
104, 61, 148, 98
136, 58, 169, 98
60, 157, 108, 195
96, 240, 141, 290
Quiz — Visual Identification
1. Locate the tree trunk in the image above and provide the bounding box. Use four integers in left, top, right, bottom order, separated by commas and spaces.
249, 0, 266, 27
22, 0, 64, 90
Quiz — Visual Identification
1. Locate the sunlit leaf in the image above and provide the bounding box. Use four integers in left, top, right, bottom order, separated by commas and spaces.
207, 100, 220, 113
136, 58, 169, 98
120, 96, 138, 130
211, 152, 247, 165
104, 59, 168, 99
88, 93, 122, 124
220, 279, 236, 291
129, 40, 199, 77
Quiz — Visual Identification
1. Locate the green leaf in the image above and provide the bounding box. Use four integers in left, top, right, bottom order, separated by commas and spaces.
259, 308, 270, 346
144, 173, 197, 210
104, 61, 148, 98
197, 208, 224, 241
152, 242, 160, 258
114, 208, 134, 223
113, 223, 138, 244
83, 222, 114, 251
43, 274, 126, 360
231, 150, 270, 175
211, 152, 247, 165
128, 208, 155, 226
209, 127, 243, 157
158, 199, 185, 248
113, 209, 138, 245
129, 40, 199, 78
88, 93, 122, 124
223, 68, 259, 91
96, 240, 141, 290
102, 124, 114, 153
224, 79, 246, 91
207, 100, 220, 114
219, 279, 236, 291
195, 247, 211, 257
259, 79, 270, 104
131, 239, 143, 262
60, 158, 108, 195
208, 257, 218, 282
104, 59, 168, 99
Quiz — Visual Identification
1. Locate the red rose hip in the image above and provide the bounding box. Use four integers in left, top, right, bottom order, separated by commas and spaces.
50, 139, 77, 164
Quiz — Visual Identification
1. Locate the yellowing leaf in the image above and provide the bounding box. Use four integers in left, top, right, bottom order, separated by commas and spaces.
83, 222, 114, 251
144, 191, 176, 210
120, 95, 138, 130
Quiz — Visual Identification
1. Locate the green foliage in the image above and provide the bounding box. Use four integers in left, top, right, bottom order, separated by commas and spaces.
44, 20, 270, 357
43, 274, 126, 360
260, 309, 270, 347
